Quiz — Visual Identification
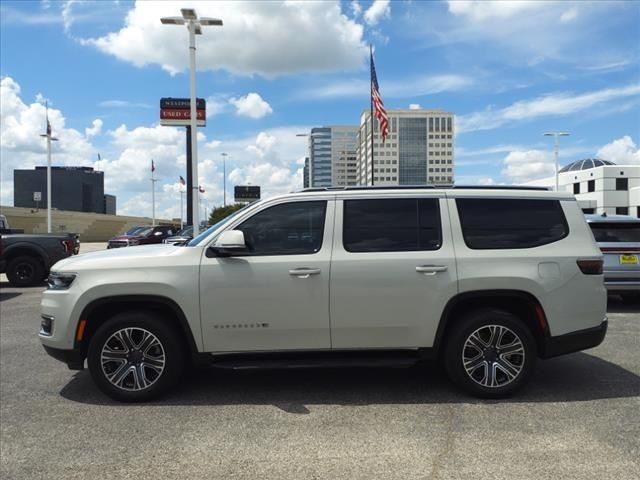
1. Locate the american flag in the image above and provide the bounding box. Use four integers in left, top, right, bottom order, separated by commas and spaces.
151, 159, 155, 173
370, 50, 389, 144
46, 118, 52, 136
179, 176, 186, 186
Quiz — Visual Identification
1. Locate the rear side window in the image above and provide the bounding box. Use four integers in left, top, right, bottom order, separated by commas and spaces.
456, 198, 569, 249
343, 198, 442, 252
589, 223, 640, 242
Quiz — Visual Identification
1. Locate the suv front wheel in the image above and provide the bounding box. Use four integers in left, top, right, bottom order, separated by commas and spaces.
87, 312, 185, 402
445, 309, 536, 398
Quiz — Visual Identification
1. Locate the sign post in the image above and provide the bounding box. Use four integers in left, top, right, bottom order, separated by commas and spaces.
160, 98, 206, 228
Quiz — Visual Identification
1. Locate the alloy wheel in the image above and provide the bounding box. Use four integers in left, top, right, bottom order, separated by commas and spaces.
461, 324, 525, 388
100, 327, 166, 391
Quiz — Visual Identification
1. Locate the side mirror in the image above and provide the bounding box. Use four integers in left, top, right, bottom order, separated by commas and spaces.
210, 230, 247, 257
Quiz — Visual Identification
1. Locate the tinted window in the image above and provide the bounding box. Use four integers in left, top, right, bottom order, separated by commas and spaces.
616, 178, 628, 191
590, 223, 640, 242
343, 199, 441, 252
456, 198, 569, 249
236, 201, 326, 255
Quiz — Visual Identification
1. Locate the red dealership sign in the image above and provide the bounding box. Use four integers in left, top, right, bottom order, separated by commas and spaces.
160, 98, 206, 127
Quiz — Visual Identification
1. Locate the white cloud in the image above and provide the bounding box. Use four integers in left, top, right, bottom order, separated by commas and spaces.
501, 150, 555, 183
596, 136, 640, 165
304, 73, 473, 99
457, 84, 640, 133
364, 0, 390, 26
98, 99, 152, 108
229, 93, 273, 119
409, 104, 421, 110
560, 7, 578, 23
81, 1, 367, 77
0, 76, 95, 205
85, 118, 103, 138
448, 0, 542, 22
351, 0, 362, 17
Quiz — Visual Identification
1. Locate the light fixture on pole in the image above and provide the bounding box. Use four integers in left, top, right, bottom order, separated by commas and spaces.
543, 132, 570, 191
40, 102, 58, 233
221, 152, 228, 206
161, 8, 223, 236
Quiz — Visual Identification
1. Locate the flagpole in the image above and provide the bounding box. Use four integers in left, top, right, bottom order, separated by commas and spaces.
180, 190, 184, 229
40, 101, 58, 233
151, 160, 157, 226
370, 45, 375, 187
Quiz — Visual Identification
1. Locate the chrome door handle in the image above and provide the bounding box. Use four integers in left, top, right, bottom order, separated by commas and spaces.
416, 265, 448, 275
289, 268, 321, 278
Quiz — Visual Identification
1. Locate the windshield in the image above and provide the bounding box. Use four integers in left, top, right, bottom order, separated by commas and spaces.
590, 223, 640, 243
188, 203, 255, 246
125, 226, 146, 236
176, 226, 193, 236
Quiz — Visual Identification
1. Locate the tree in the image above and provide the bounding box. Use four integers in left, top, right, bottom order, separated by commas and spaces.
208, 203, 245, 225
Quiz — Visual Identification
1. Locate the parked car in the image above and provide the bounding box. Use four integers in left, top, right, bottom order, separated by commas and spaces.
40, 186, 606, 402
163, 226, 193, 245
1, 232, 79, 286
586, 213, 640, 302
107, 225, 176, 248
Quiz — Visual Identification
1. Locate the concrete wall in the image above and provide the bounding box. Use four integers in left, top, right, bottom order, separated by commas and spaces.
0, 206, 177, 242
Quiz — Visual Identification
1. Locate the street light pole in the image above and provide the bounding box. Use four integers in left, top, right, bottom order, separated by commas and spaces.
221, 152, 228, 206
40, 102, 58, 233
544, 132, 570, 191
161, 8, 223, 236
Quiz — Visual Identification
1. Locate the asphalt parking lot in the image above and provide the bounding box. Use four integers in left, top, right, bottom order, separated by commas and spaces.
1, 249, 638, 479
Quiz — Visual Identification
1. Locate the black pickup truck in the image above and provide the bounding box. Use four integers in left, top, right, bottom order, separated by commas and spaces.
1, 233, 80, 287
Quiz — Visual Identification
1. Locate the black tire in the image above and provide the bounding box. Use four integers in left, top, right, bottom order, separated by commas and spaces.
621, 293, 640, 304
87, 311, 185, 402
444, 309, 536, 399
6, 255, 44, 287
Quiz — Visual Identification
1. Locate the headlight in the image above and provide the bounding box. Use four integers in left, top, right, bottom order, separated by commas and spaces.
47, 272, 76, 290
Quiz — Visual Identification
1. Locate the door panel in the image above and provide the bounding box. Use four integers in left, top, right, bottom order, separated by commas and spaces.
200, 200, 334, 352
330, 196, 458, 349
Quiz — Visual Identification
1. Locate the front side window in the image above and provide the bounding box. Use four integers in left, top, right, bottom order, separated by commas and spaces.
343, 198, 441, 252
236, 201, 326, 255
456, 198, 569, 249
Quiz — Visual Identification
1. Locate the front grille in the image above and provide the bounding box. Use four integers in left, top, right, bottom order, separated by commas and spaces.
108, 241, 128, 248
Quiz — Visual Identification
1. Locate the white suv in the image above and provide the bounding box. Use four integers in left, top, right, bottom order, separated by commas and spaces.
40, 187, 607, 401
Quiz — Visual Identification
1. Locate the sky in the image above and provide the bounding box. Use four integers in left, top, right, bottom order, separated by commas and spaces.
1, 0, 639, 220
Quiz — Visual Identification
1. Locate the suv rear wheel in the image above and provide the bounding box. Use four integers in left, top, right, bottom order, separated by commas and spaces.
87, 312, 185, 402
445, 309, 536, 398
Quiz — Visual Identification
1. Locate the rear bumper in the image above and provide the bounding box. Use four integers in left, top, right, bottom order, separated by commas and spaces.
42, 345, 85, 370
540, 319, 608, 359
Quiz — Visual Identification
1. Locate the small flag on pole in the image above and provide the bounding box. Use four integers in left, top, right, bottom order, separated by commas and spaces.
370, 49, 389, 144
151, 159, 156, 173
199, 185, 205, 193
45, 100, 52, 136
97, 153, 101, 161
179, 176, 186, 186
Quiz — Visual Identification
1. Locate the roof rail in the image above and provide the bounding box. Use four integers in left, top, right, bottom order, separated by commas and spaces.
300, 185, 550, 193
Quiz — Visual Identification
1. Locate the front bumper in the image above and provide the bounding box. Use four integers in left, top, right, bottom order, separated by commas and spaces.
42, 345, 85, 370
540, 319, 608, 359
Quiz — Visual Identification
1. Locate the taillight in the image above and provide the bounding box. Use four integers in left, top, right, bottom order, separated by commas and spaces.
577, 259, 603, 275
61, 239, 75, 253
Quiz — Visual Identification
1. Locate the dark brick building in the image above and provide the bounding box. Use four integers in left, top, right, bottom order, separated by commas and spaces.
14, 166, 116, 214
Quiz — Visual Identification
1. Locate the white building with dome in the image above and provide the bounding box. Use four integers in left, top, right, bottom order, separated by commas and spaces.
524, 159, 640, 217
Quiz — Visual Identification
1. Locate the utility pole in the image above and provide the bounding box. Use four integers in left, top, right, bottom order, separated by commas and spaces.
544, 132, 570, 191
221, 152, 228, 206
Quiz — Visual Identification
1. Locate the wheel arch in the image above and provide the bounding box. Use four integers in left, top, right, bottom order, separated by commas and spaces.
4, 244, 49, 271
77, 295, 200, 361
434, 290, 549, 358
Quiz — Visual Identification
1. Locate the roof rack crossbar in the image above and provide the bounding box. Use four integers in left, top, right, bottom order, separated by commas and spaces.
300, 185, 550, 193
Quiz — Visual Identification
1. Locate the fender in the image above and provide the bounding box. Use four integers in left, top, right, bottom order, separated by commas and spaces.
3, 241, 51, 270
